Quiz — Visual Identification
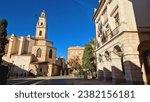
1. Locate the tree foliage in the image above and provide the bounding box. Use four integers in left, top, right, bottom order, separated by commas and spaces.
0, 19, 8, 64
68, 56, 83, 77
82, 39, 97, 72
68, 56, 81, 70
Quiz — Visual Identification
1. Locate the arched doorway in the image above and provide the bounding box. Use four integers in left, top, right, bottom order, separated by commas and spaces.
113, 45, 125, 75
103, 51, 112, 81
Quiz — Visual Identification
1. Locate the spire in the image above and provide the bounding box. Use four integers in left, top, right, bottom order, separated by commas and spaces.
40, 10, 46, 17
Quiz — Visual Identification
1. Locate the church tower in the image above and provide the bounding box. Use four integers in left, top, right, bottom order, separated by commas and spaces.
36, 10, 47, 39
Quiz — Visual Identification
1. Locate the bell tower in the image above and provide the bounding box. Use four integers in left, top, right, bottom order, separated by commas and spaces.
36, 10, 47, 39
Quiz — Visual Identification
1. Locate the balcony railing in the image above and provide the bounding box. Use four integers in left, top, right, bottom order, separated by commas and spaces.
96, 24, 122, 49
98, 25, 120, 47
110, 26, 119, 38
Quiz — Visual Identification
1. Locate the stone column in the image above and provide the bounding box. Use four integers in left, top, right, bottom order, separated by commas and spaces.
124, 54, 143, 85
111, 57, 125, 84
7, 35, 15, 58
47, 64, 52, 77
103, 61, 112, 81
97, 62, 104, 80
18, 37, 24, 55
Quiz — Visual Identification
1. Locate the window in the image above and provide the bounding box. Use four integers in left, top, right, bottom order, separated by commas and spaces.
49, 49, 52, 58
39, 31, 42, 36
100, 22, 103, 35
105, 24, 110, 40
98, 54, 103, 63
114, 13, 120, 27
36, 48, 42, 58
40, 68, 42, 72
104, 51, 111, 61
105, 24, 110, 34
102, 8, 107, 18
41, 22, 43, 26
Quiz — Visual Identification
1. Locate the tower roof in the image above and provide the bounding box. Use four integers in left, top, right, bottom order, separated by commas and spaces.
40, 10, 46, 17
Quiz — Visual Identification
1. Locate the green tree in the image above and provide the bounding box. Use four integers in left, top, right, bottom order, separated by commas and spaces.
90, 38, 98, 71
0, 19, 8, 85
82, 39, 97, 73
0, 19, 8, 64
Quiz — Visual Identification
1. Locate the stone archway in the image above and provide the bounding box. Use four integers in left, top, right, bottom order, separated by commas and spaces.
113, 45, 125, 75
111, 45, 125, 84
103, 51, 112, 81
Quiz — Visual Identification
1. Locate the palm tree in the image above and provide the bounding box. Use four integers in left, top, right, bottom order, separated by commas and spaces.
90, 38, 98, 71
82, 39, 98, 79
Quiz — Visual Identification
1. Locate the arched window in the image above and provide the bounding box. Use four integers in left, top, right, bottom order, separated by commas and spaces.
113, 45, 123, 57
49, 49, 52, 58
41, 22, 43, 26
39, 31, 42, 36
104, 51, 111, 61
36, 48, 42, 58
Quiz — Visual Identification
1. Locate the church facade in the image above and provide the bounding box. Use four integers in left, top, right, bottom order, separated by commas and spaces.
94, 0, 150, 84
2, 11, 56, 77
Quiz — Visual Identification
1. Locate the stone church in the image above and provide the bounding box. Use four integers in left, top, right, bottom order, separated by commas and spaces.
2, 11, 56, 77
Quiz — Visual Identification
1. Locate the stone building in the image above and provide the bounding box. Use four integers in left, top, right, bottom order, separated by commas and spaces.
56, 57, 67, 75
2, 11, 56, 77
68, 46, 84, 68
56, 57, 66, 69
94, 0, 150, 84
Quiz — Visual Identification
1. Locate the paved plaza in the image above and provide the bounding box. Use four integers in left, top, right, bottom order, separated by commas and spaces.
7, 75, 113, 85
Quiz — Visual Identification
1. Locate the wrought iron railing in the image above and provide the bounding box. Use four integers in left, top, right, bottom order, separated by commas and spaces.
97, 25, 120, 48
110, 26, 119, 38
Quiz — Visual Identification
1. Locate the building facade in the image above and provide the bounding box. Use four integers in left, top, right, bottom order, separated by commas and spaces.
56, 57, 66, 69
68, 46, 84, 68
94, 0, 150, 84
56, 57, 68, 75
2, 11, 56, 77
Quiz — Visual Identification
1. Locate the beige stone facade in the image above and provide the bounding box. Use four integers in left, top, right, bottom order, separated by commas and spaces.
94, 0, 150, 84
68, 46, 84, 68
2, 11, 56, 77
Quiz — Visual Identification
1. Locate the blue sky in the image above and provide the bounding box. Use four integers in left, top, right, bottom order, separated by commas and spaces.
0, 0, 98, 60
